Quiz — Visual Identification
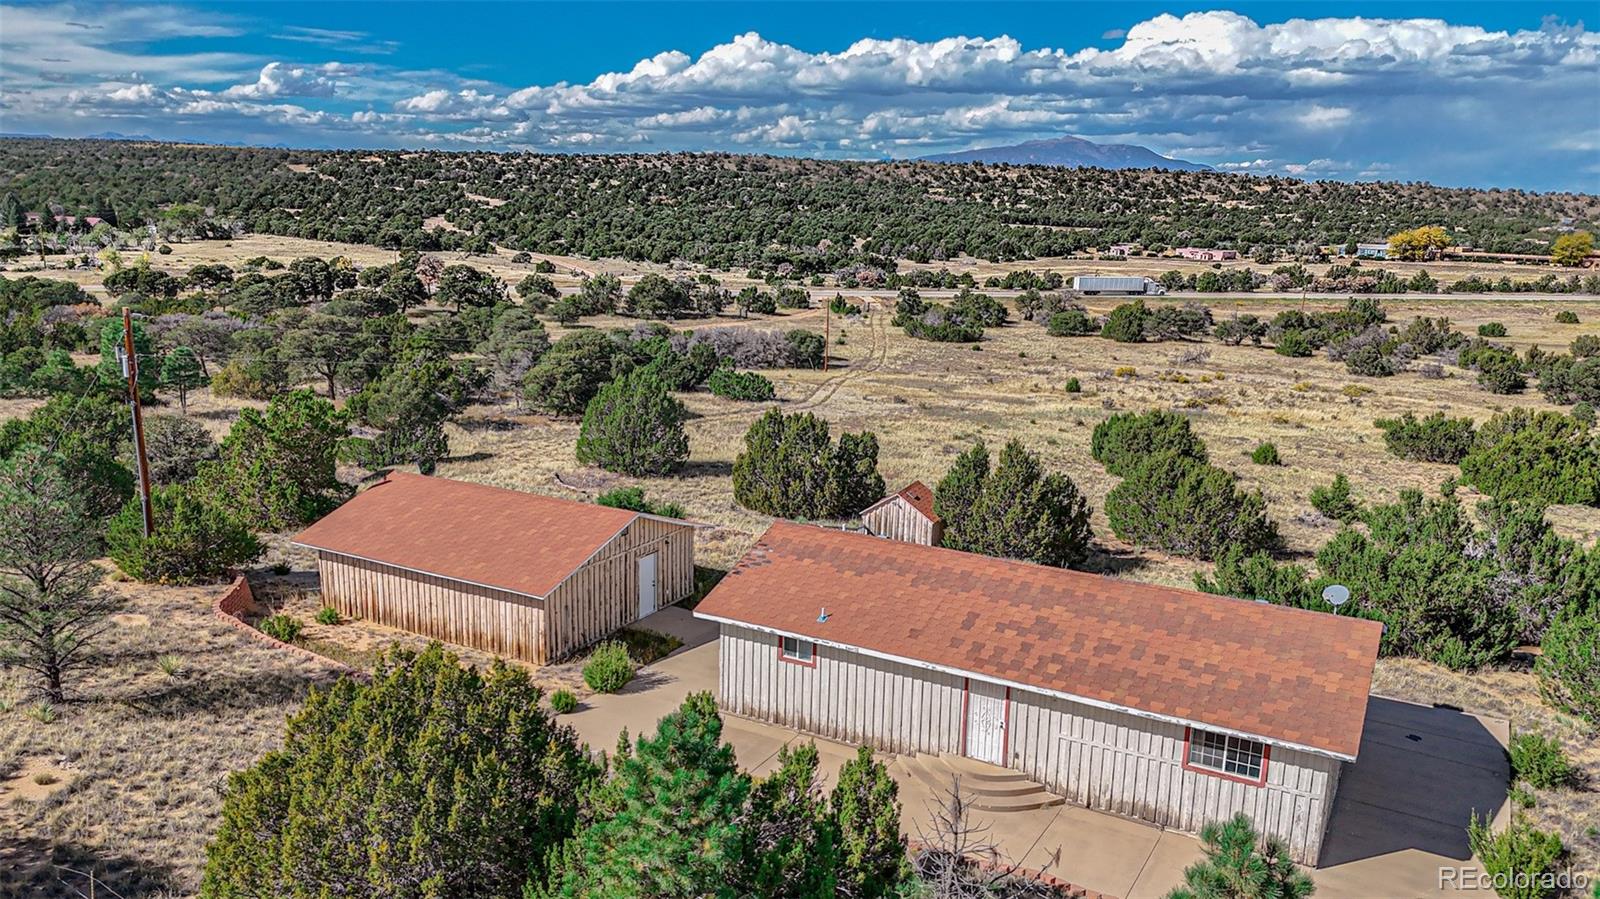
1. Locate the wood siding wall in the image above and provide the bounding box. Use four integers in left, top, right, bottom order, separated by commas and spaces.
718, 623, 966, 755
544, 517, 696, 661
1007, 689, 1342, 864
316, 517, 694, 666
715, 624, 1342, 864
861, 497, 942, 546
318, 551, 548, 661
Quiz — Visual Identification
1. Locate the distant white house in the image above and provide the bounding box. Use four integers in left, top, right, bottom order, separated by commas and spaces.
1174, 247, 1239, 261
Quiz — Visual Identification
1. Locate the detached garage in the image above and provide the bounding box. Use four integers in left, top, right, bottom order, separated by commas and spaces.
694, 522, 1383, 865
294, 472, 696, 664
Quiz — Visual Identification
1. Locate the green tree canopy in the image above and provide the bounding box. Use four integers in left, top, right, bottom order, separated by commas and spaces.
575, 368, 690, 476
732, 409, 884, 520
196, 389, 348, 530
935, 438, 1093, 568
203, 644, 597, 898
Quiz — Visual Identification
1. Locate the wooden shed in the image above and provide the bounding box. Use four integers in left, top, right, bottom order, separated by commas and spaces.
294, 472, 695, 664
859, 481, 942, 546
695, 523, 1382, 865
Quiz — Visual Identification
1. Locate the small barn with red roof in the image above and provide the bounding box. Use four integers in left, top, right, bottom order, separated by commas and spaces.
859, 480, 942, 545
294, 472, 696, 663
694, 521, 1382, 864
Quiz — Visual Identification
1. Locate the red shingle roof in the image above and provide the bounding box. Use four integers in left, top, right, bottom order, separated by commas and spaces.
293, 472, 644, 597
695, 522, 1381, 758
862, 480, 940, 523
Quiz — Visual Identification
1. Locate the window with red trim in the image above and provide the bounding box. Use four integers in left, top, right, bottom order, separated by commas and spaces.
778, 636, 815, 665
1186, 728, 1267, 781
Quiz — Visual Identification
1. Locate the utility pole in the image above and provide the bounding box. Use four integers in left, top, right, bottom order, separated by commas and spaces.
120, 308, 154, 538
823, 303, 830, 372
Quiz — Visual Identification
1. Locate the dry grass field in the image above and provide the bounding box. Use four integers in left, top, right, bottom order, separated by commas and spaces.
0, 578, 345, 897
1, 237, 1598, 894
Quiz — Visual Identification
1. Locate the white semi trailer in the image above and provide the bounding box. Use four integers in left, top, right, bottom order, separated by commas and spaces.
1072, 275, 1165, 296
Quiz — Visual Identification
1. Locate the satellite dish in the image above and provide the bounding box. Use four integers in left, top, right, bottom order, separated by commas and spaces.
1322, 584, 1351, 609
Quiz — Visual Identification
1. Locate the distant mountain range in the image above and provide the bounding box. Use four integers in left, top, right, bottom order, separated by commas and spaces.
918, 135, 1212, 172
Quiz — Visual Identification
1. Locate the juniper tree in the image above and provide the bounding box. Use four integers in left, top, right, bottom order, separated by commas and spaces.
204, 644, 596, 897
1105, 452, 1278, 561
936, 439, 1093, 567
575, 368, 690, 476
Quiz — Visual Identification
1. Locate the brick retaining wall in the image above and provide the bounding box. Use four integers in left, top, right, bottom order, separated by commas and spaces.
213, 574, 362, 677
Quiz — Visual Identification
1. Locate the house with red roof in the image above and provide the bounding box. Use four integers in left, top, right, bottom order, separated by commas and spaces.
858, 480, 942, 545
694, 522, 1382, 864
294, 472, 696, 663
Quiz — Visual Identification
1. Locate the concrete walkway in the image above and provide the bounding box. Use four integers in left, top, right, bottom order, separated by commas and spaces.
566, 608, 1508, 898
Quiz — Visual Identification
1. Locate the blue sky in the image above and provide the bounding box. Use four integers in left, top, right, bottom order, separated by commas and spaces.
3, 1, 1598, 191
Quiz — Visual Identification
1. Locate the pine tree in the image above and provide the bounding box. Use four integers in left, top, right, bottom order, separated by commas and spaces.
1166, 813, 1314, 899
546, 692, 749, 897
736, 742, 838, 898
831, 746, 910, 899
160, 346, 207, 414
0, 446, 120, 702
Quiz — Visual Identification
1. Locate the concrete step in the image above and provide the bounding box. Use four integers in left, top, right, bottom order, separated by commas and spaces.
898, 752, 1064, 813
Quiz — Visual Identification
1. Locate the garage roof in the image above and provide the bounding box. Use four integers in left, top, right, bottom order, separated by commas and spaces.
294, 472, 667, 598
695, 522, 1381, 759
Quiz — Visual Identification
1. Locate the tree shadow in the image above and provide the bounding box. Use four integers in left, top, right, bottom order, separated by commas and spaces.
455, 416, 525, 433
1078, 545, 1149, 576
678, 459, 733, 479
442, 450, 495, 464
0, 834, 185, 898
114, 668, 336, 719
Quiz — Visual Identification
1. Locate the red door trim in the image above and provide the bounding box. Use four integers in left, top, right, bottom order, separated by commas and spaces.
959, 677, 970, 756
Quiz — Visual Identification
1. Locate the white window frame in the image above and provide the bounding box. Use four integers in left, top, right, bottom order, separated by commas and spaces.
778, 636, 815, 664
1186, 728, 1267, 782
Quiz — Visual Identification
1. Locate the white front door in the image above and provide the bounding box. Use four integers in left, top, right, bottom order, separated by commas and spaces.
964, 679, 1007, 765
636, 552, 659, 619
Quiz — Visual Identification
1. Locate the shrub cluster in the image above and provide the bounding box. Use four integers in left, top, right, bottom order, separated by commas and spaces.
1090, 410, 1208, 477
934, 439, 1093, 568
1460, 409, 1600, 507
707, 366, 776, 401
1250, 442, 1281, 465
1508, 733, 1574, 789
595, 486, 685, 519
1104, 450, 1278, 560
732, 409, 884, 520
1375, 412, 1477, 464
107, 483, 261, 584
582, 641, 637, 693
1537, 607, 1599, 725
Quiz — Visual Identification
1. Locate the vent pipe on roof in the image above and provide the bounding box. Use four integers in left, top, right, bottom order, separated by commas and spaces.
818, 607, 829, 623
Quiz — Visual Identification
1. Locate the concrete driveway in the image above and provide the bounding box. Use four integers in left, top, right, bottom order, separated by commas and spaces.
567, 610, 1510, 898
1316, 697, 1511, 898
